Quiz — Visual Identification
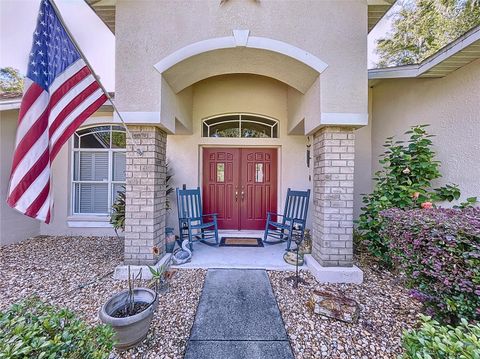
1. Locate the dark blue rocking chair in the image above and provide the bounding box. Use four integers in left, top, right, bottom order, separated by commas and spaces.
263, 188, 310, 250
176, 187, 219, 250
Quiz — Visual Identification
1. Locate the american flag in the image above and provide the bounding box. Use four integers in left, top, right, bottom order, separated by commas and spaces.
7, 0, 107, 223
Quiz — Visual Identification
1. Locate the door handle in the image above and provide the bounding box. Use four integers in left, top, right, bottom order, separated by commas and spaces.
241, 187, 245, 201
235, 187, 238, 202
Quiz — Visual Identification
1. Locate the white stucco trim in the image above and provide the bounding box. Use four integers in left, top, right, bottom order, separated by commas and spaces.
0, 99, 22, 111
154, 30, 328, 74
114, 111, 161, 124
321, 112, 368, 126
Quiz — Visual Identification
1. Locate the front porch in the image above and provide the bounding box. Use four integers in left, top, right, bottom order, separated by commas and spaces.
172, 230, 295, 271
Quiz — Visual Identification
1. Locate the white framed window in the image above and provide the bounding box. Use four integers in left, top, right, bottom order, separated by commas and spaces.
202, 113, 279, 138
71, 125, 126, 215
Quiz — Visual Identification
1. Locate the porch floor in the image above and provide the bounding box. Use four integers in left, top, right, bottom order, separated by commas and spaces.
171, 230, 299, 271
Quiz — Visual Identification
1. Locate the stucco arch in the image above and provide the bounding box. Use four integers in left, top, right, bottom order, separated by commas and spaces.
154, 30, 328, 94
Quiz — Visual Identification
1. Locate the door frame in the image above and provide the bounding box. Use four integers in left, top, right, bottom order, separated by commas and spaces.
199, 145, 282, 230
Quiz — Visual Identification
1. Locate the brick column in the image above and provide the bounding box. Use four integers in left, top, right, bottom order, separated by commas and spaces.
312, 127, 355, 267
124, 126, 167, 265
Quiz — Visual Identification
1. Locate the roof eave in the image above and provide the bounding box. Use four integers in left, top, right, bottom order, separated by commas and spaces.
369, 25, 480, 84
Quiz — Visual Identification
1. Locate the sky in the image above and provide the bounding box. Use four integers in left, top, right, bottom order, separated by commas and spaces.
0, 0, 396, 92
0, 0, 115, 91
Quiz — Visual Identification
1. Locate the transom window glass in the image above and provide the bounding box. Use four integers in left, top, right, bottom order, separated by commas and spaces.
202, 114, 278, 138
72, 125, 126, 215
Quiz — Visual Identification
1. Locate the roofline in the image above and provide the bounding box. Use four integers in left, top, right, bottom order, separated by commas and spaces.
369, 25, 480, 81
0, 99, 113, 113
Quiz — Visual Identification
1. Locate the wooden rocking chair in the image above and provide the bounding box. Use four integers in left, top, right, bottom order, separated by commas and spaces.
176, 187, 219, 250
263, 188, 310, 250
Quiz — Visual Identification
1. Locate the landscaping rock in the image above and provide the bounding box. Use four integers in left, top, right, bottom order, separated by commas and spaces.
0, 236, 206, 359
307, 290, 360, 323
268, 266, 422, 359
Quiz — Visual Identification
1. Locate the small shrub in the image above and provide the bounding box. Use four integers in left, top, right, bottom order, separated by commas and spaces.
110, 187, 125, 233
401, 315, 480, 359
357, 125, 463, 267
0, 298, 115, 358
381, 207, 480, 323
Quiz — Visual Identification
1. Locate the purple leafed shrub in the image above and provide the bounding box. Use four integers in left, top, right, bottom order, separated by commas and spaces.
380, 207, 480, 324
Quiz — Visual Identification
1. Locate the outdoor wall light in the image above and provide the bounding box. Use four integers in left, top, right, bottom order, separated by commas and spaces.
306, 136, 311, 168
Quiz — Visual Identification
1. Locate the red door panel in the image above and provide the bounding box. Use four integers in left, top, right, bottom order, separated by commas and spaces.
202, 148, 240, 229
240, 149, 277, 230
202, 148, 277, 230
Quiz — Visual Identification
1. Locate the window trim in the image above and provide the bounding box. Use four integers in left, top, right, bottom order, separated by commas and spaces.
71, 125, 126, 216
202, 113, 279, 138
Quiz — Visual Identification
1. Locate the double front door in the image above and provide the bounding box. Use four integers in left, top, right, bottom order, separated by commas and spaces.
202, 148, 277, 230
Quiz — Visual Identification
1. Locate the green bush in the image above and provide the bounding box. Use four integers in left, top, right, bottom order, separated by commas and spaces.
0, 298, 115, 359
356, 125, 463, 267
401, 315, 480, 359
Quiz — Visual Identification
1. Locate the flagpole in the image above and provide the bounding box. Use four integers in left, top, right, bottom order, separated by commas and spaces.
49, 0, 143, 156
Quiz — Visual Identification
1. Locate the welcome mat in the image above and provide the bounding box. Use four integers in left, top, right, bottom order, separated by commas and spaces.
219, 237, 264, 248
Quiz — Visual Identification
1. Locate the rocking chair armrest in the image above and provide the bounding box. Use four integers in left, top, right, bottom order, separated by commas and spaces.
201, 213, 217, 217
266, 212, 284, 217
292, 217, 306, 224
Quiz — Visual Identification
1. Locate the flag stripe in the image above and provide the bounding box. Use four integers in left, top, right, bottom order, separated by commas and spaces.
18, 79, 40, 123
49, 66, 92, 118
10, 105, 49, 175
50, 93, 108, 160
13, 165, 50, 214
15, 90, 49, 148
49, 59, 87, 95
50, 88, 104, 148
49, 77, 98, 136
37, 196, 52, 223
25, 180, 50, 217
8, 149, 49, 206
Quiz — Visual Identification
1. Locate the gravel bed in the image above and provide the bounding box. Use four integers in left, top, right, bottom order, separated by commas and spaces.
0, 236, 206, 359
268, 266, 422, 359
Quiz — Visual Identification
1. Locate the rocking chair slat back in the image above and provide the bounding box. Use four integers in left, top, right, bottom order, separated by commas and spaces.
264, 188, 310, 250
284, 189, 310, 223
177, 187, 202, 220
176, 187, 219, 250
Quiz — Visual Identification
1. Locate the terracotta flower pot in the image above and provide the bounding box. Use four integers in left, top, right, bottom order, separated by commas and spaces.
99, 287, 157, 350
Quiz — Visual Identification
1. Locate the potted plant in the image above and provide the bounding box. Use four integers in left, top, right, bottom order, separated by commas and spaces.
148, 256, 173, 293
99, 267, 157, 350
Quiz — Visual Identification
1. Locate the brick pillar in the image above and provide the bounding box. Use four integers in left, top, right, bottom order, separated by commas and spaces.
124, 126, 167, 265
312, 127, 355, 267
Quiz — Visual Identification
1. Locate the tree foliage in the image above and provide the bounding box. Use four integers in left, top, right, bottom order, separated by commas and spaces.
0, 67, 24, 93
376, 0, 480, 67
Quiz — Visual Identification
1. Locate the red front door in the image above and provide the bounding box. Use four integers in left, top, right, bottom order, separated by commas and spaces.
202, 148, 277, 230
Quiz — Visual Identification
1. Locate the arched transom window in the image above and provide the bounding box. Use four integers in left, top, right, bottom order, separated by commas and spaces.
202, 114, 279, 138
72, 125, 126, 215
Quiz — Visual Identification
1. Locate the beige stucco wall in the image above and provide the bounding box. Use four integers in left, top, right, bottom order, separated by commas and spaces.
166, 74, 312, 230
369, 58, 480, 203
115, 0, 368, 119
0, 110, 40, 245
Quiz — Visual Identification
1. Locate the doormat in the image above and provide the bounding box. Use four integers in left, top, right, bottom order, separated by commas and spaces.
219, 237, 264, 248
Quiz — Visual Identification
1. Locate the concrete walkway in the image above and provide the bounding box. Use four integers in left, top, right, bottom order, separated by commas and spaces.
184, 269, 294, 359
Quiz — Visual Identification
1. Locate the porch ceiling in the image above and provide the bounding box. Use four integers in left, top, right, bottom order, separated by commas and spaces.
85, 0, 395, 34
